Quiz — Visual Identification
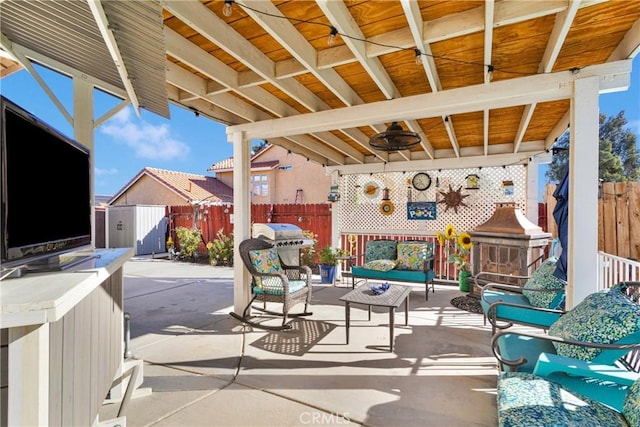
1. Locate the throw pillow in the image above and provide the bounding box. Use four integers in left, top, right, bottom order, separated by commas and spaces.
364, 259, 397, 272
396, 242, 428, 270
522, 257, 566, 309
547, 287, 640, 361
249, 248, 282, 274
364, 240, 397, 263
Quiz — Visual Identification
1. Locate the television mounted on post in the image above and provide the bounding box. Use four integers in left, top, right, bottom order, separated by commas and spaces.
1, 95, 94, 278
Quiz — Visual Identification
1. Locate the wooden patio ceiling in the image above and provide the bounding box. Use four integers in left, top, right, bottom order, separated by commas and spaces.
1, 1, 639, 171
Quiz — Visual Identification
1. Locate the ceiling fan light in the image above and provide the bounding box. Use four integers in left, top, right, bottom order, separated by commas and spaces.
369, 121, 421, 151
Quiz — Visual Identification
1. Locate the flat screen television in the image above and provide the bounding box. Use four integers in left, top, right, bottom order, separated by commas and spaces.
1, 95, 93, 277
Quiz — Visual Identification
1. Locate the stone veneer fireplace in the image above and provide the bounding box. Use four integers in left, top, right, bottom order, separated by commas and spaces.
469, 202, 551, 295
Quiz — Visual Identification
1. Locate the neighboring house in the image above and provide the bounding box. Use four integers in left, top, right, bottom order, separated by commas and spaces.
109, 167, 233, 206
209, 144, 332, 204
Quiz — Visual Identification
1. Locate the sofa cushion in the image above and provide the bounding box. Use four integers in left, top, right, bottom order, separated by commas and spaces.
396, 241, 428, 270
497, 372, 628, 427
547, 286, 640, 362
521, 257, 566, 309
364, 240, 397, 263
364, 259, 397, 272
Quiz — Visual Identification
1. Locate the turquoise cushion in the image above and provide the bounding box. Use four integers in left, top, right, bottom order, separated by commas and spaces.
364, 259, 397, 272
481, 290, 562, 329
521, 257, 566, 309
496, 333, 557, 373
497, 372, 628, 427
364, 240, 397, 263
254, 279, 307, 296
548, 287, 640, 362
624, 378, 640, 427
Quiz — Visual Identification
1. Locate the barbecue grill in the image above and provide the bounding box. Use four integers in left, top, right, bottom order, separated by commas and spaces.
251, 223, 315, 266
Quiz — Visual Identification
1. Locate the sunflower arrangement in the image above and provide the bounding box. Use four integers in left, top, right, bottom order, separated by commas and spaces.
436, 224, 474, 271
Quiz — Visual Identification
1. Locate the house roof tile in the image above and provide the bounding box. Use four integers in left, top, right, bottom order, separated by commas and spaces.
109, 167, 233, 205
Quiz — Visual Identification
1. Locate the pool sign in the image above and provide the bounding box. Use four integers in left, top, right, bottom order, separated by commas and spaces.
407, 202, 436, 220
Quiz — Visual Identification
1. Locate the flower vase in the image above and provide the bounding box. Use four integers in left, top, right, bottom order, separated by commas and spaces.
458, 270, 471, 292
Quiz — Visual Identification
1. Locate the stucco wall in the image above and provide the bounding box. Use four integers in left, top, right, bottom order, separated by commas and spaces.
110, 175, 186, 206
215, 146, 332, 204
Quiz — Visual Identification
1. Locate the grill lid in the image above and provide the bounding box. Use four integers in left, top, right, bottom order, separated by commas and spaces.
252, 223, 303, 240
474, 202, 543, 235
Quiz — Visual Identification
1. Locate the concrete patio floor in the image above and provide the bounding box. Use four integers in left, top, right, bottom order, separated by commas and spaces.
99, 257, 502, 426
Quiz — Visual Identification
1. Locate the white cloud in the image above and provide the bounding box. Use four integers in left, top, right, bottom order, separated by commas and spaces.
100, 108, 190, 160
95, 167, 119, 176
628, 118, 640, 137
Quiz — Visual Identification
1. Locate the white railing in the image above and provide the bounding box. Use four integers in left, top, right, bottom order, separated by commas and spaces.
598, 251, 640, 290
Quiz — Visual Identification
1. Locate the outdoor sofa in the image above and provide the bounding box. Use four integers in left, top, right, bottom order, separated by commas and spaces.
350, 239, 435, 300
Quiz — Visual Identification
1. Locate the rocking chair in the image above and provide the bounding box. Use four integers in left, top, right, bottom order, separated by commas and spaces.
230, 238, 313, 331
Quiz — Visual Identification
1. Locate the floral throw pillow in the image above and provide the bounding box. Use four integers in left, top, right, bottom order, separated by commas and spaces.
396, 242, 427, 270
364, 259, 397, 272
522, 257, 566, 309
249, 248, 282, 274
547, 286, 640, 361
364, 240, 397, 263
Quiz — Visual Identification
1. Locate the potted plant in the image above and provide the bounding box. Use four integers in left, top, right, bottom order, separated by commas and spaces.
436, 224, 474, 292
318, 246, 347, 284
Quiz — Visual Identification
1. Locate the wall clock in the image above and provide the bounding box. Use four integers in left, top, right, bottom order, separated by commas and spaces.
412, 172, 431, 191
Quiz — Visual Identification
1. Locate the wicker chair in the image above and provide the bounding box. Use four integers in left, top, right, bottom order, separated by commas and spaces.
231, 238, 313, 330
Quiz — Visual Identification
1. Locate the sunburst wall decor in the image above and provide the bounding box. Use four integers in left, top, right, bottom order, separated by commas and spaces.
437, 185, 469, 213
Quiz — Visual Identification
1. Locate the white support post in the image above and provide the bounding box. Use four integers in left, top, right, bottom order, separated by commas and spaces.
567, 76, 600, 307
73, 77, 96, 248
526, 160, 539, 225
232, 131, 252, 315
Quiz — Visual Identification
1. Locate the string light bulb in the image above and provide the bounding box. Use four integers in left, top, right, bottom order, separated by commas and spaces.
414, 49, 423, 65
222, 0, 233, 17
487, 64, 494, 81
327, 26, 338, 46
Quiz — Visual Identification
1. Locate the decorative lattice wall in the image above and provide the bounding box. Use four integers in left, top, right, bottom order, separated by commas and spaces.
337, 165, 527, 235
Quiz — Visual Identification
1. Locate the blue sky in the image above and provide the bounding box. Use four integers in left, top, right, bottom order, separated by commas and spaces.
1, 57, 639, 197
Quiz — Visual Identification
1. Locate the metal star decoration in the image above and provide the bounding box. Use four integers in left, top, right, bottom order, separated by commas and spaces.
437, 185, 469, 213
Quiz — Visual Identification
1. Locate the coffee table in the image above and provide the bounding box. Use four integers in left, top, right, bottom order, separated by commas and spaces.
339, 284, 412, 352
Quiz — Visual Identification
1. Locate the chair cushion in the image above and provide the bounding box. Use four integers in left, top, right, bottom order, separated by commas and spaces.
497, 372, 628, 427
481, 290, 561, 329
364, 259, 397, 272
364, 240, 397, 263
548, 286, 640, 362
254, 278, 307, 296
623, 378, 640, 427
249, 248, 282, 274
396, 241, 428, 270
521, 257, 566, 309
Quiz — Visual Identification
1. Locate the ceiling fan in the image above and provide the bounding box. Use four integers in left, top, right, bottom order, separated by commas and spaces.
369, 121, 421, 151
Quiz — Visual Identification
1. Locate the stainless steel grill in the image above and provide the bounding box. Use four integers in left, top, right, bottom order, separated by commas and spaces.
251, 223, 314, 265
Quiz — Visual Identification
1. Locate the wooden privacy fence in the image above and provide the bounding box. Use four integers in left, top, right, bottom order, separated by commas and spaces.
545, 181, 640, 261
169, 203, 332, 257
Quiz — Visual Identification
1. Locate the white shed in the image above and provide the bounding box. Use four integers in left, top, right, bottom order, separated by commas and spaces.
106, 205, 168, 256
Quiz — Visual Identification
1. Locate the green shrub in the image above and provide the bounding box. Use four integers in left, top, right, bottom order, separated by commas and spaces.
300, 230, 318, 267
175, 227, 202, 259
206, 228, 234, 266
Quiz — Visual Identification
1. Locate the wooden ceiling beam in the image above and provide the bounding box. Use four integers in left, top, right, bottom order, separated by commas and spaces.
316, 0, 399, 100
230, 60, 632, 140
